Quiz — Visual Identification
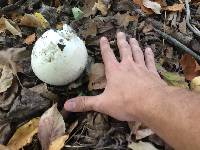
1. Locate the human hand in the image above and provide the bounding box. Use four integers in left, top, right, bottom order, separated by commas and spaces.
64, 32, 167, 121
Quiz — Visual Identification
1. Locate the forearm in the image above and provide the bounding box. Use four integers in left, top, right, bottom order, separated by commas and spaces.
137, 86, 200, 150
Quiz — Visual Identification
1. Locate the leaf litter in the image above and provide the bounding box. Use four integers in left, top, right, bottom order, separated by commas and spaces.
0, 0, 199, 149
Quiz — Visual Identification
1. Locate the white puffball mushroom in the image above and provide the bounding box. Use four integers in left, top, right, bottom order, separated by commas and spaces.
31, 24, 88, 85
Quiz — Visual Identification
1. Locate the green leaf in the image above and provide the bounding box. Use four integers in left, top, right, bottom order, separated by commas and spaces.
156, 63, 188, 88
72, 7, 84, 20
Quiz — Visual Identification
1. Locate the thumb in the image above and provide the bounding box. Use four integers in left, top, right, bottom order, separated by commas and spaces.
64, 96, 100, 112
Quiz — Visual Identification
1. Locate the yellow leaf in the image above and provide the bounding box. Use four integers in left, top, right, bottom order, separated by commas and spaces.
34, 12, 50, 29
48, 135, 69, 150
7, 118, 39, 150
191, 76, 200, 92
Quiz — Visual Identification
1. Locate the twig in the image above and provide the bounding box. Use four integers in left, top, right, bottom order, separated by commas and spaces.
0, 0, 27, 14
185, 0, 200, 37
154, 28, 200, 62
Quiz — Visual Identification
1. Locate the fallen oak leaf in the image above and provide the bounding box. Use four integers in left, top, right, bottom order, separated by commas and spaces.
7, 118, 39, 150
88, 63, 107, 91
38, 104, 65, 150
48, 135, 69, 150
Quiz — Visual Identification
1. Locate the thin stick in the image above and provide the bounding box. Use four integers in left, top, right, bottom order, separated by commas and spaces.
185, 0, 200, 37
154, 28, 200, 62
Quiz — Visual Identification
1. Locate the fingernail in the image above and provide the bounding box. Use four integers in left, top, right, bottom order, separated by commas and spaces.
65, 100, 76, 111
101, 37, 107, 41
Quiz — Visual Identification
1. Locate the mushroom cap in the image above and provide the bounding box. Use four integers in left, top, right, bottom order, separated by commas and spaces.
31, 25, 88, 85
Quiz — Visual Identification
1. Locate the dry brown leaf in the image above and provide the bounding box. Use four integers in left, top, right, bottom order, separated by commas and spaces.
7, 118, 39, 150
164, 3, 184, 12
48, 135, 69, 150
143, 0, 161, 14
81, 20, 97, 38
0, 65, 13, 93
93, 0, 111, 16
38, 104, 65, 150
88, 63, 107, 91
20, 14, 40, 27
114, 12, 138, 28
20, 13, 50, 28
23, 33, 36, 45
180, 54, 200, 81
29, 84, 59, 101
0, 17, 21, 37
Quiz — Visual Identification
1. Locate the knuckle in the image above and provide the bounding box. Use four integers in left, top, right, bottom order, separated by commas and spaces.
80, 97, 87, 112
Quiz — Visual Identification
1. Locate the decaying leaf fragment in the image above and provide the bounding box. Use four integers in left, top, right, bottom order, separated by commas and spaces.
88, 63, 107, 91
0, 64, 13, 93
143, 0, 161, 14
7, 118, 39, 150
114, 12, 138, 28
48, 135, 69, 150
38, 104, 65, 150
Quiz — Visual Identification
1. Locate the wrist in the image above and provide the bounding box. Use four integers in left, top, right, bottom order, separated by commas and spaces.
134, 85, 175, 122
